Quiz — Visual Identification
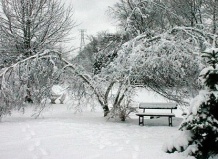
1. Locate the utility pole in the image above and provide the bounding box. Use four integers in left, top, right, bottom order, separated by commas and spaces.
79, 29, 86, 51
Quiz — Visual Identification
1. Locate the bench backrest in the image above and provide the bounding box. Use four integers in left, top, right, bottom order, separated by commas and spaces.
139, 103, 177, 109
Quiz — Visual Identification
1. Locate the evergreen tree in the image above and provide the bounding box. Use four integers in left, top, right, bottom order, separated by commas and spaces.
165, 47, 218, 159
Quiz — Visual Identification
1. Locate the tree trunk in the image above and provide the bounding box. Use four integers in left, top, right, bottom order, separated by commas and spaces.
103, 105, 110, 117
98, 99, 110, 117
212, 0, 217, 34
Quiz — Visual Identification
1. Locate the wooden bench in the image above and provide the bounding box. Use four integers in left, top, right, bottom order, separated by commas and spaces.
136, 103, 177, 126
50, 94, 61, 104
50, 93, 66, 104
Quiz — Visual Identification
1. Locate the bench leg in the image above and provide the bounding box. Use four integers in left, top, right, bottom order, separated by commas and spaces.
168, 117, 173, 127
50, 98, 56, 104
139, 116, 144, 126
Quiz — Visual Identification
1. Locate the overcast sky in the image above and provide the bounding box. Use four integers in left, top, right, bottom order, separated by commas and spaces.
67, 0, 119, 48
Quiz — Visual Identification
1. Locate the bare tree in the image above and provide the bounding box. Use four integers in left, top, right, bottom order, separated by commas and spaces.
108, 0, 209, 38
0, 0, 75, 64
203, 0, 218, 34
168, 0, 203, 27
0, 0, 75, 102
108, 0, 184, 38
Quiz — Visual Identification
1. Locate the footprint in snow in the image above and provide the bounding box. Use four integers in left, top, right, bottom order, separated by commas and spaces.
22, 124, 30, 131
99, 145, 105, 149
35, 140, 41, 147
132, 152, 139, 159
23, 124, 36, 140
22, 127, 27, 132
25, 135, 32, 140
112, 143, 119, 147
28, 140, 41, 151
134, 145, 140, 152
125, 140, 130, 144
32, 155, 38, 159
25, 132, 35, 140
28, 145, 35, 152
29, 143, 49, 159
39, 148, 49, 156
116, 147, 124, 152
30, 130, 36, 136
23, 125, 49, 158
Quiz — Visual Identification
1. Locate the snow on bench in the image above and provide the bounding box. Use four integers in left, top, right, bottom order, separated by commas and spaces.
136, 103, 177, 126
50, 93, 66, 104
50, 94, 60, 104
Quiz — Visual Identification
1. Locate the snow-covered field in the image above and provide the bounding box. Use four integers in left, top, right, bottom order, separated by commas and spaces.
0, 89, 189, 159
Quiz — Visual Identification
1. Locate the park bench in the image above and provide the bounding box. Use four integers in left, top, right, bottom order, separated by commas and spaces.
50, 93, 66, 104
50, 94, 60, 104
136, 103, 177, 127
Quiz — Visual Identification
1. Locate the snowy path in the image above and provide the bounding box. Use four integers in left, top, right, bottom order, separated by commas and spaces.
0, 104, 188, 159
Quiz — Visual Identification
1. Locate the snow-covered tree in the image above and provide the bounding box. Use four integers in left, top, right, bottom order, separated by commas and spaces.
203, 0, 218, 34
0, 50, 63, 119
0, 0, 75, 66
164, 45, 218, 159
92, 32, 127, 75
0, 0, 75, 103
65, 26, 212, 120
108, 0, 171, 38
109, 0, 218, 38
109, 26, 211, 103
74, 31, 128, 74
169, 0, 204, 27
107, 0, 218, 117
61, 60, 135, 120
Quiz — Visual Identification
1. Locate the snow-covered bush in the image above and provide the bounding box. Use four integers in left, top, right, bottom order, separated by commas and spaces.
165, 47, 218, 159
0, 50, 63, 119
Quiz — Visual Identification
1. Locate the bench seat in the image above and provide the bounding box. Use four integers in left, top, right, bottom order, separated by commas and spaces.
136, 102, 177, 127
136, 113, 175, 117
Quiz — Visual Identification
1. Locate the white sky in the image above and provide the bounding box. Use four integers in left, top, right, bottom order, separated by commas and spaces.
67, 0, 119, 48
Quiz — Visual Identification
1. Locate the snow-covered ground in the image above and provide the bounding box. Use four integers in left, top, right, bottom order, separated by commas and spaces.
0, 89, 189, 159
